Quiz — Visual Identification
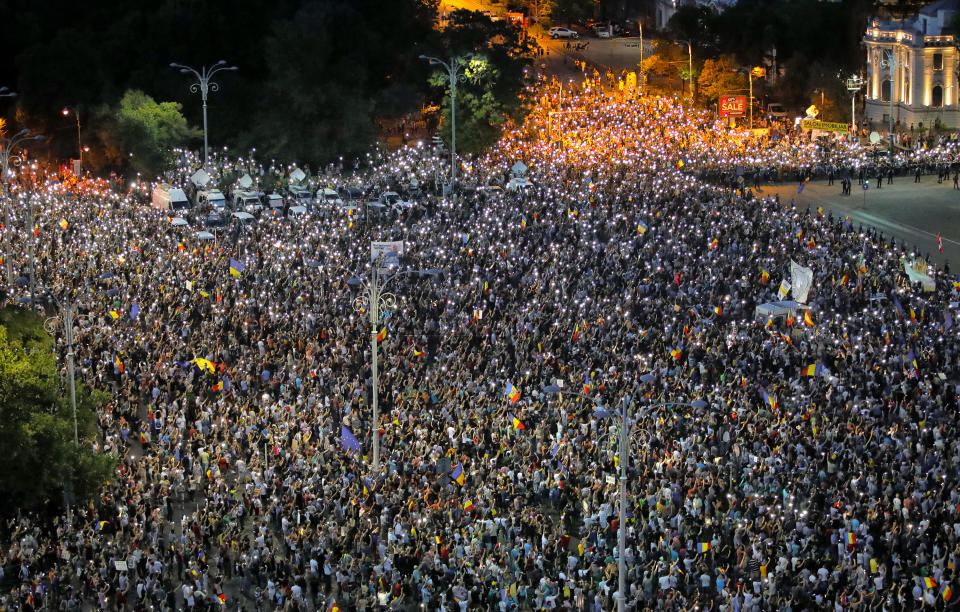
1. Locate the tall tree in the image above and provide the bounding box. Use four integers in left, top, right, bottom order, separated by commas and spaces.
550, 0, 592, 26
426, 9, 536, 155
99, 90, 200, 177
249, 0, 437, 164
0, 306, 114, 515
697, 56, 748, 107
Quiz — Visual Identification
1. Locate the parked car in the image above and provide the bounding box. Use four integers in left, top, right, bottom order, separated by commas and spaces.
506, 177, 533, 192
233, 189, 263, 214
152, 183, 190, 212
196, 188, 228, 211
767, 103, 789, 120
549, 27, 579, 40
317, 187, 343, 208
287, 184, 314, 208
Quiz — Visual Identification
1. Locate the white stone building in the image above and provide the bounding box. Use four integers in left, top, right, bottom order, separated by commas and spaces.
863, 0, 960, 131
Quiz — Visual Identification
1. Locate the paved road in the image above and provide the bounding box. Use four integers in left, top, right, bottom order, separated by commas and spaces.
760, 177, 960, 269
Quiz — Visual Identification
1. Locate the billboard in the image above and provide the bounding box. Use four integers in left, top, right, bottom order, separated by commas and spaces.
719, 96, 747, 117
800, 119, 850, 133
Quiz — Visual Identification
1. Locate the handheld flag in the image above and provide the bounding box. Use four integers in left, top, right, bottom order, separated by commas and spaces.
699, 542, 711, 552
801, 363, 825, 377
760, 268, 769, 284
450, 463, 465, 486
925, 577, 937, 589
96, 520, 109, 531
847, 532, 856, 545
190, 358, 216, 374
803, 310, 815, 326
505, 381, 520, 403
636, 221, 647, 235
572, 322, 579, 341
229, 258, 245, 277
376, 327, 387, 342
340, 425, 361, 454
114, 355, 124, 373
777, 280, 791, 300
510, 413, 525, 430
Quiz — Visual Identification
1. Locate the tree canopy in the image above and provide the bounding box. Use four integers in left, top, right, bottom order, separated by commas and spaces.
425, 10, 536, 155
0, 306, 114, 515
100, 90, 201, 177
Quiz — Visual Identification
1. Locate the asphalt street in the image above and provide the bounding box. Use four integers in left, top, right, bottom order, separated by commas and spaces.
761, 176, 960, 269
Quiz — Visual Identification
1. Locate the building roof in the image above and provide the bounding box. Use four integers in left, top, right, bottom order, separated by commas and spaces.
920, 0, 960, 17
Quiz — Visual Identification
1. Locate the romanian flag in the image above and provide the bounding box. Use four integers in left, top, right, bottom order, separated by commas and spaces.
450, 463, 465, 486
699, 542, 711, 552
762, 390, 778, 411
114, 355, 124, 373
328, 598, 341, 612
713, 306, 722, 316
108, 309, 121, 319
670, 347, 683, 360
177, 241, 186, 252
521, 215, 527, 229
942, 585, 952, 601
847, 532, 856, 545
59, 218, 68, 230
709, 238, 719, 250
463, 499, 474, 511
505, 382, 520, 403
760, 268, 769, 284
909, 307, 917, 323
637, 221, 648, 235
190, 357, 216, 374
803, 310, 815, 327
802, 363, 823, 377
412, 347, 425, 357
925, 577, 937, 589
376, 327, 387, 342
229, 258, 245, 277
96, 520, 108, 531
906, 350, 918, 371
212, 380, 223, 392
510, 413, 525, 430
572, 322, 579, 341
218, 594, 226, 604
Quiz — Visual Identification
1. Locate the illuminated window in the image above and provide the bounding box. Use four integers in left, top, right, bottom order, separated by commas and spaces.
934, 53, 943, 70
881, 79, 892, 102
932, 85, 943, 107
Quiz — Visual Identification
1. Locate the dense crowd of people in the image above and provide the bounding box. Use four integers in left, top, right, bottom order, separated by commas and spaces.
2, 74, 960, 611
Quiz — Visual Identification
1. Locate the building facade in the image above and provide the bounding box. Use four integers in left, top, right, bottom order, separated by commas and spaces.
863, 0, 960, 131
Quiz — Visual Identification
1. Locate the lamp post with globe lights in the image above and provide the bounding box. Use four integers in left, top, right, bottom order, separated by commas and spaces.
543, 376, 708, 612
170, 60, 238, 168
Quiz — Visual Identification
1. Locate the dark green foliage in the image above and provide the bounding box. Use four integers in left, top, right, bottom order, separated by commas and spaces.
425, 9, 535, 154
0, 306, 115, 515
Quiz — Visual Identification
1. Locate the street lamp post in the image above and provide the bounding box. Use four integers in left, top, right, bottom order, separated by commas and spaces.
878, 49, 897, 156
0, 128, 43, 286
349, 260, 426, 471
674, 40, 693, 98
170, 60, 238, 169
419, 55, 468, 188
543, 380, 708, 612
61, 108, 82, 171
43, 294, 79, 448
846, 75, 865, 141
